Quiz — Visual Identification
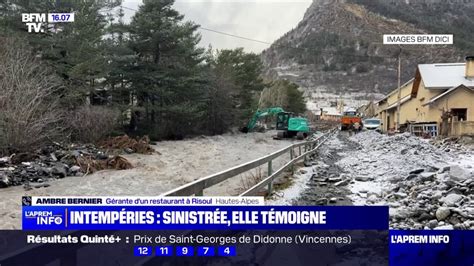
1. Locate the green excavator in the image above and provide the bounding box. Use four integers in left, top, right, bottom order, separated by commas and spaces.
242, 107, 311, 140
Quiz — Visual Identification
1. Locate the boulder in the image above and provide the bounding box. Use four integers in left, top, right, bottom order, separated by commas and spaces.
420, 172, 436, 181
0, 172, 10, 188
435, 207, 451, 221
449, 165, 470, 181
52, 163, 68, 178
439, 194, 463, 207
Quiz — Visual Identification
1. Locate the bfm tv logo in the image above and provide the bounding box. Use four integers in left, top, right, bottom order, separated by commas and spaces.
22, 13, 74, 33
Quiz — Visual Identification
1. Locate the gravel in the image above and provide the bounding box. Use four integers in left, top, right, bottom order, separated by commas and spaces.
340, 131, 474, 229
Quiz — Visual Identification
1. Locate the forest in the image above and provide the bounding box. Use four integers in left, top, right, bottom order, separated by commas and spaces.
0, 0, 306, 155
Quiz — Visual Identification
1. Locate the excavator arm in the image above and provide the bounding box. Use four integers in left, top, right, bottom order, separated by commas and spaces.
244, 107, 285, 132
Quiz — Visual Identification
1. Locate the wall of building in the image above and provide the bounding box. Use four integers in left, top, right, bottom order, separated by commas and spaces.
451, 121, 474, 136
428, 88, 474, 123
378, 81, 414, 132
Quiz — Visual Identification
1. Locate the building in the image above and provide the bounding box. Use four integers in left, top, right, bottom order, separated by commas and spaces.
378, 56, 474, 137
357, 101, 378, 118
319, 107, 342, 121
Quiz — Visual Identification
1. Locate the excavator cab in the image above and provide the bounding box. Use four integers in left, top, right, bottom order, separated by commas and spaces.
242, 108, 310, 140
276, 112, 310, 140
276, 112, 292, 130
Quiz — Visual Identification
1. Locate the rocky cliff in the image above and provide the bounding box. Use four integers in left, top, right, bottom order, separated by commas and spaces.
262, 0, 472, 109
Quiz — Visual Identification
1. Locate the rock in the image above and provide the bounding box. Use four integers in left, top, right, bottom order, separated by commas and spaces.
334, 179, 351, 187
96, 153, 109, 160
394, 192, 408, 198
299, 169, 308, 175
69, 165, 81, 173
0, 157, 9, 167
418, 212, 433, 221
448, 216, 461, 225
405, 174, 418, 180
50, 153, 58, 162
420, 172, 436, 181
390, 208, 410, 220
427, 220, 438, 229
328, 177, 342, 182
52, 163, 68, 178
449, 165, 470, 181
124, 148, 134, 154
329, 197, 337, 203
434, 225, 454, 230
435, 207, 451, 221
0, 172, 10, 188
439, 194, 463, 207
409, 169, 424, 174
438, 166, 450, 173
355, 176, 370, 182
367, 194, 379, 202
316, 198, 328, 205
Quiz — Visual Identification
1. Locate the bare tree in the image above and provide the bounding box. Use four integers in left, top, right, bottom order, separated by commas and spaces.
0, 38, 64, 155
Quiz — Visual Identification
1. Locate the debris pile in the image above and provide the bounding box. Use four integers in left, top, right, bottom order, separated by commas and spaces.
339, 131, 474, 229
0, 143, 134, 190
100, 135, 155, 155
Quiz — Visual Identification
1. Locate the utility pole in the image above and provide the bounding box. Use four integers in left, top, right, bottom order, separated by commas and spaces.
395, 46, 402, 131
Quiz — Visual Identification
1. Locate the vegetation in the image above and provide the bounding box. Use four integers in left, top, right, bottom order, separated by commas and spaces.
0, 39, 64, 154
0, 0, 273, 153
259, 80, 307, 114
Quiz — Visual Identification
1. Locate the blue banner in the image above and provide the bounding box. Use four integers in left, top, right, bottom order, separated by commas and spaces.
22, 206, 388, 230
390, 230, 474, 266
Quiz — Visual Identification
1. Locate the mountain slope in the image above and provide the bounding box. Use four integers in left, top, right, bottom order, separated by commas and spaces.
262, 0, 470, 109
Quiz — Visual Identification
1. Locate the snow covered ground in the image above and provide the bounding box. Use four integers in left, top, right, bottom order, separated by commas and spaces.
268, 131, 474, 229
0, 131, 296, 229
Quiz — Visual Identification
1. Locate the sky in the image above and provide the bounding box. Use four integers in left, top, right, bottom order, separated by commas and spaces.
122, 0, 313, 53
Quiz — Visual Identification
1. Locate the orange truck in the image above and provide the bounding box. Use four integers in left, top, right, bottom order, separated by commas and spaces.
340, 110, 362, 131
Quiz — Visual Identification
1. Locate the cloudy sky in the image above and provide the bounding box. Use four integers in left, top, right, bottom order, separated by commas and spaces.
122, 0, 312, 53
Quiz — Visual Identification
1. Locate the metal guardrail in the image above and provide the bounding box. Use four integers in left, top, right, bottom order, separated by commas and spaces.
161, 128, 338, 197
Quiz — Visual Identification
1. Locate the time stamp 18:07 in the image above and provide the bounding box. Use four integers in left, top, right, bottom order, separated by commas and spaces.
21, 13, 74, 33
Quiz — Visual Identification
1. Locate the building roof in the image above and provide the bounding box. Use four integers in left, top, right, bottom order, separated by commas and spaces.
423, 85, 474, 106
418, 63, 474, 89
322, 107, 341, 116
377, 78, 414, 104
383, 94, 412, 111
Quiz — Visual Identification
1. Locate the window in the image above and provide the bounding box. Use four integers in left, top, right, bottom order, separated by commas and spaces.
451, 108, 467, 121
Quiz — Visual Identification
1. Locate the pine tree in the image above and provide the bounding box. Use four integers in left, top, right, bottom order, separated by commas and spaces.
128, 0, 206, 139
213, 48, 265, 121
1, 0, 121, 104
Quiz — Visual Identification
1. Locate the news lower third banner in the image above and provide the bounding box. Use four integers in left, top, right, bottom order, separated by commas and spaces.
22, 196, 388, 230
5, 197, 473, 265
